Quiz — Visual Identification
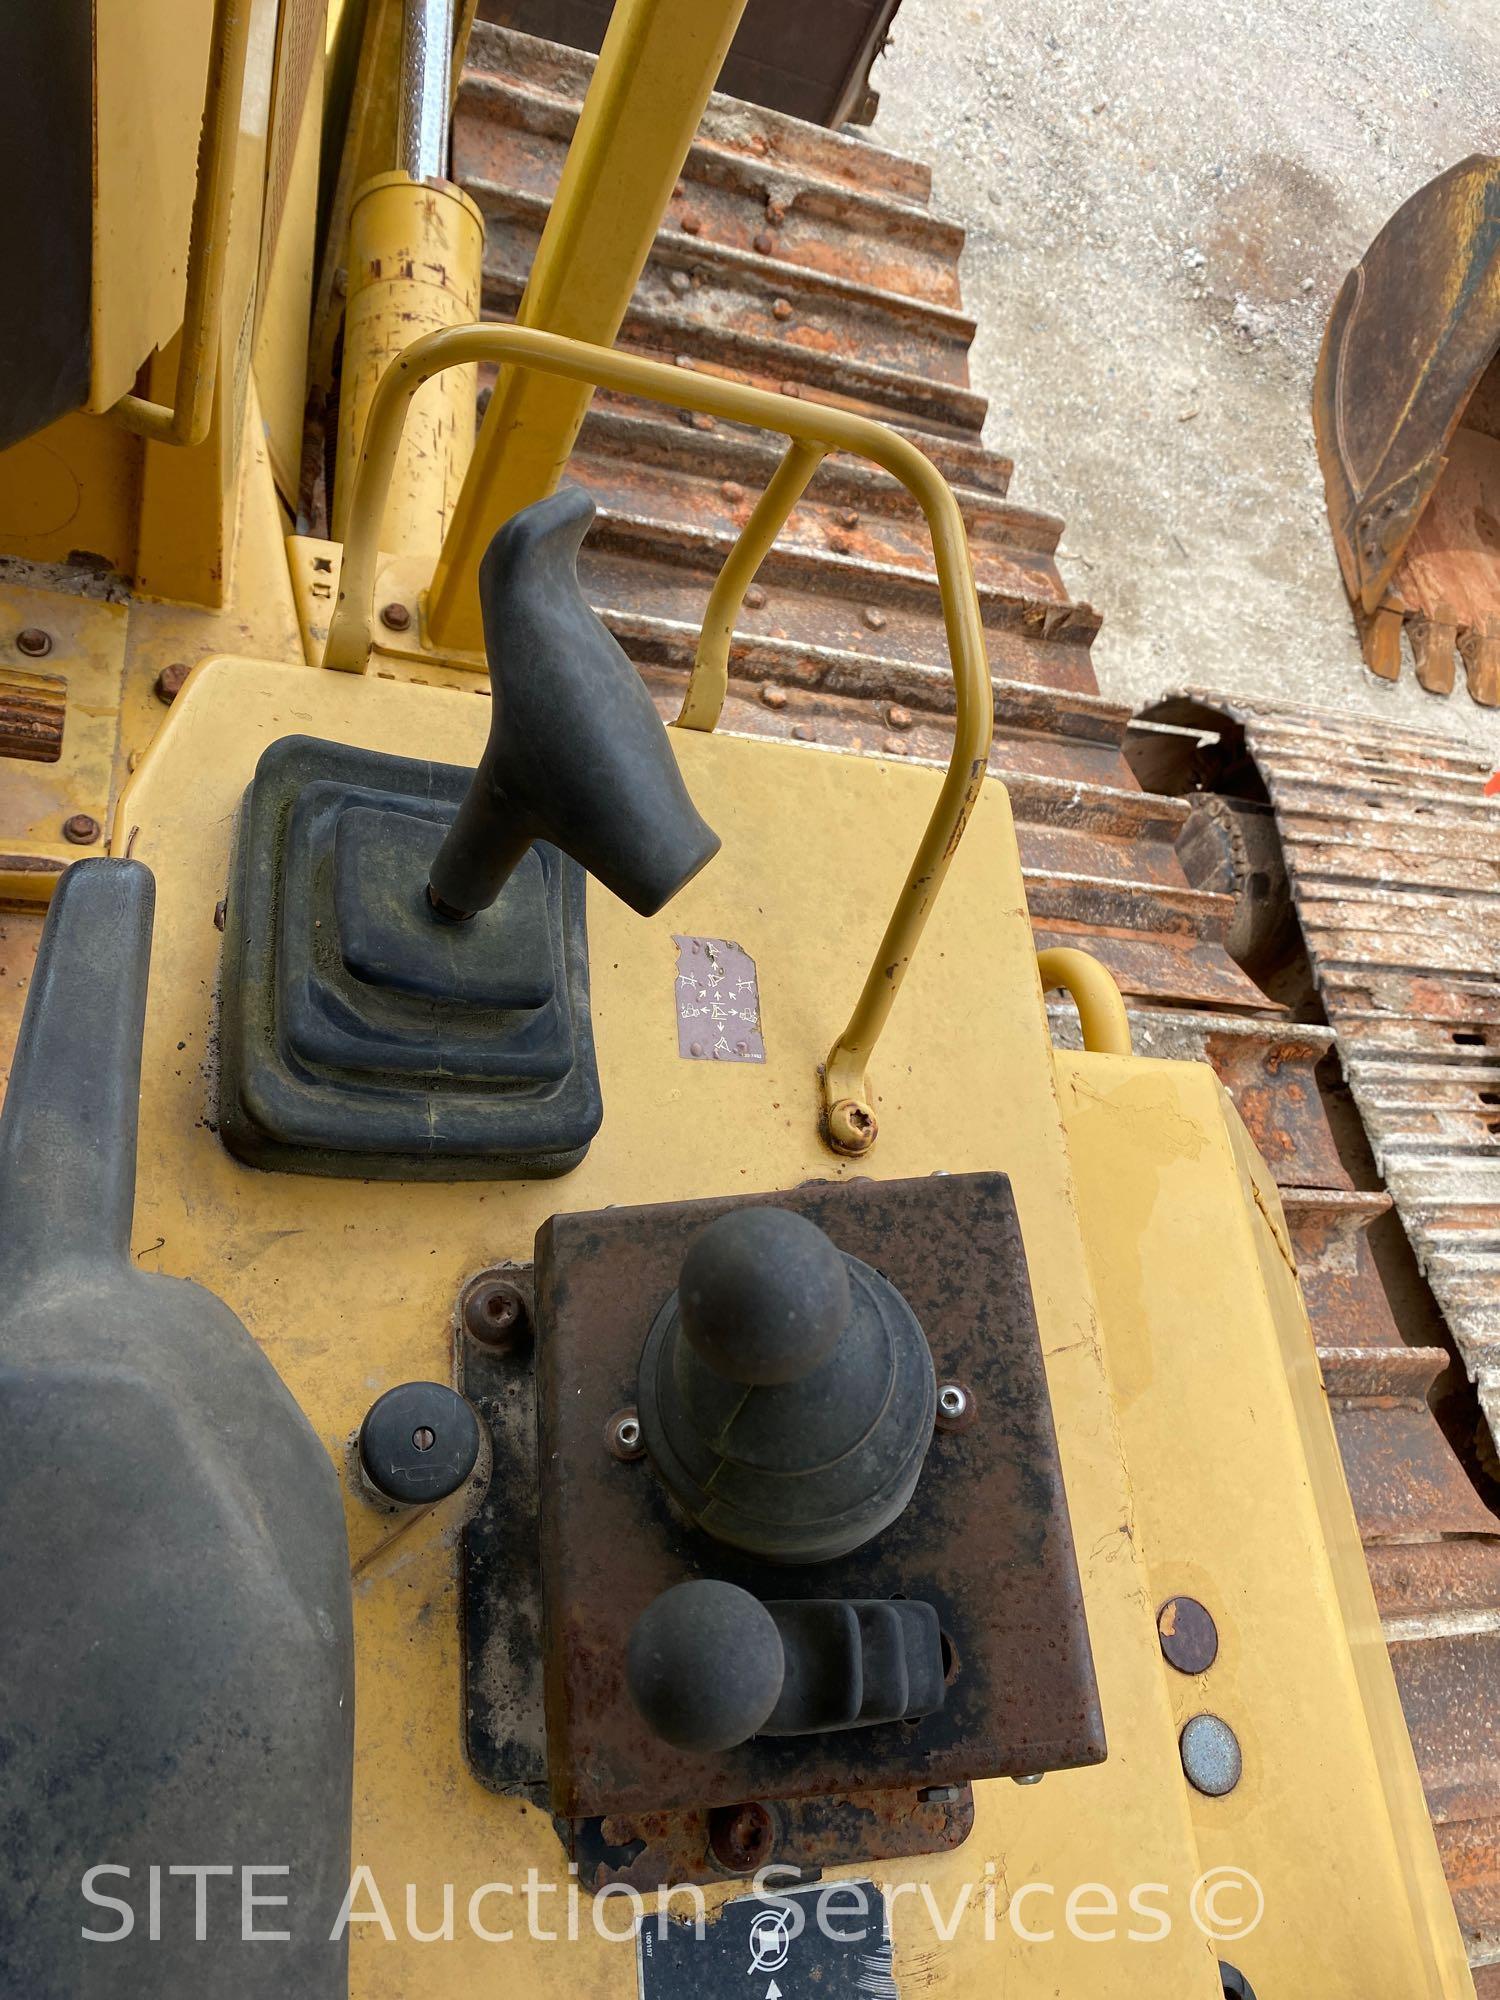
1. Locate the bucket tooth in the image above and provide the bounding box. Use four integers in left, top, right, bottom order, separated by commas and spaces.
1408, 604, 1459, 695
1458, 616, 1500, 705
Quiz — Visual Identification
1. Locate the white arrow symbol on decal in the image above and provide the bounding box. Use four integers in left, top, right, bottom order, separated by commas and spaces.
765, 1984, 782, 2000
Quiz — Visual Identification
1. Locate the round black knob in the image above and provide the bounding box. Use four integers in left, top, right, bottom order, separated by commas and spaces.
358, 1382, 481, 1505
627, 1580, 785, 1753
679, 1207, 850, 1386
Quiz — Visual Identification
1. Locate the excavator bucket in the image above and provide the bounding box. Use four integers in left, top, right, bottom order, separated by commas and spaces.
1314, 153, 1500, 702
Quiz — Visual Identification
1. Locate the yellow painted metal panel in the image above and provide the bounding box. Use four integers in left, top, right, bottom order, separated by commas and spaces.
0, 412, 141, 573
90, 0, 215, 411
0, 587, 128, 903
1056, 1051, 1474, 1998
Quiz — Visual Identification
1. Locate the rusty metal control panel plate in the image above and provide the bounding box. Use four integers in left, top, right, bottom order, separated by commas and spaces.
526, 1172, 1103, 1819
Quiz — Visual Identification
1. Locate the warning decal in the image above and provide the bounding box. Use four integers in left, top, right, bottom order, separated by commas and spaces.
636, 1879, 896, 1999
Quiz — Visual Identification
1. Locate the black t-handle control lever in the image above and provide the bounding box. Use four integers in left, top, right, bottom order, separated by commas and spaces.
426, 485, 720, 922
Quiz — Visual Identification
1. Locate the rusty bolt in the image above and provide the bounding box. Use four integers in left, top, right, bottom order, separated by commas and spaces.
1157, 1596, 1219, 1676
213, 899, 228, 932
668, 269, 692, 294
749, 133, 769, 157
62, 813, 101, 846
771, 297, 793, 321
691, 413, 715, 431
680, 210, 703, 236
883, 736, 907, 756
673, 178, 686, 199
674, 353, 695, 370
721, 480, 746, 503
154, 661, 190, 704
16, 627, 52, 657
828, 1097, 877, 1154
886, 703, 914, 730
461, 1271, 530, 1347
862, 604, 887, 631
605, 1407, 645, 1462
766, 197, 788, 225
791, 722, 814, 741
778, 380, 801, 399
744, 584, 767, 609
753, 230, 774, 255
379, 601, 411, 633
760, 684, 787, 709
838, 507, 860, 529
708, 1800, 775, 1873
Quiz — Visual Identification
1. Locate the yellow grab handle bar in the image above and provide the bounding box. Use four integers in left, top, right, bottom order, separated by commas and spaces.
1037, 947, 1133, 1057
324, 323, 994, 1153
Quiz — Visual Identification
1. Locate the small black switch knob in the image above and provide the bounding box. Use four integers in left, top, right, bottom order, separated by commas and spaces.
627, 1579, 784, 1753
359, 1382, 481, 1505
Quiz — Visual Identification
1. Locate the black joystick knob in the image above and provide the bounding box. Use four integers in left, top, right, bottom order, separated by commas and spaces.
359, 1382, 481, 1505
679, 1206, 850, 1386
627, 1580, 785, 1753
426, 486, 720, 922
637, 1205, 936, 1563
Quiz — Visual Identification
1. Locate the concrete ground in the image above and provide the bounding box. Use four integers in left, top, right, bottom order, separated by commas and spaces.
871, 0, 1500, 754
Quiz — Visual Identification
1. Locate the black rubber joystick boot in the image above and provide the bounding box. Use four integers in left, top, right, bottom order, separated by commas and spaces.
637, 1205, 937, 1563
426, 486, 720, 921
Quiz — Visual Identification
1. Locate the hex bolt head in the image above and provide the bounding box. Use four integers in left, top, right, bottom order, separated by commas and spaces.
1157, 1595, 1219, 1675
918, 1784, 962, 1804
379, 601, 412, 633
1179, 1712, 1242, 1797
16, 627, 51, 658
862, 604, 887, 632
358, 1382, 481, 1506
744, 584, 767, 609
62, 813, 101, 846
886, 704, 914, 730
460, 1271, 530, 1347
153, 662, 190, 704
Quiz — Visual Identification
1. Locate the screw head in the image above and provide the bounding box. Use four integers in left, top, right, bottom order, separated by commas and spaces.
62, 813, 101, 846
935, 1381, 977, 1432
708, 1799, 775, 1873
153, 661, 190, 704
16, 627, 51, 657
460, 1271, 529, 1347
827, 1097, 877, 1154
379, 601, 412, 633
606, 1407, 645, 1461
